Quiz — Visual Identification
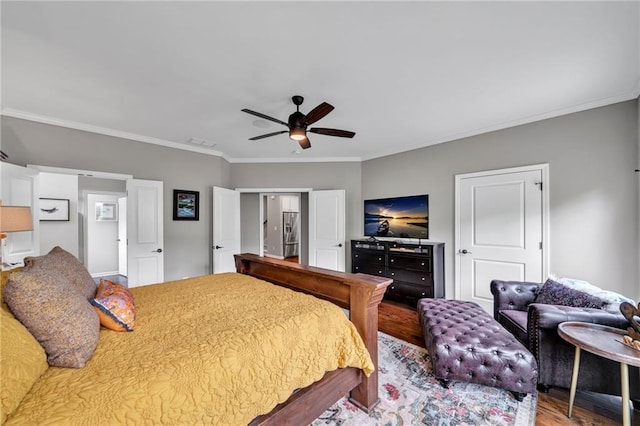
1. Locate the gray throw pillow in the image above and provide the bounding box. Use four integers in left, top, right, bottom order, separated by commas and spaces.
4, 268, 100, 368
24, 246, 97, 300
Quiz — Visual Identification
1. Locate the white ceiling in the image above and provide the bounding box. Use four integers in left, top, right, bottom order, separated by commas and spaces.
2, 1, 639, 163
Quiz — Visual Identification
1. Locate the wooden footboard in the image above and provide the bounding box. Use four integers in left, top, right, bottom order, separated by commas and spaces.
235, 253, 392, 420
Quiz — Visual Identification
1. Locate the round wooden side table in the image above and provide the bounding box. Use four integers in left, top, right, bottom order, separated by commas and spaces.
558, 321, 640, 426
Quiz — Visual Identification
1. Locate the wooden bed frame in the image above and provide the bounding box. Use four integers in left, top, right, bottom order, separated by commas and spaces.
235, 253, 392, 425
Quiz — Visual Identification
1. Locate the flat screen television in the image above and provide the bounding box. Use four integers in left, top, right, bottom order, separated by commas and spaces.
364, 194, 429, 239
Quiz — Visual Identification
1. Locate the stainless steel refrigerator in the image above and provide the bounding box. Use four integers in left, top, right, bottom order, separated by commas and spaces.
282, 212, 299, 258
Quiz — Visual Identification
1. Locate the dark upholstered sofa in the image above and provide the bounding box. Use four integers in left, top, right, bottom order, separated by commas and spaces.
490, 279, 640, 407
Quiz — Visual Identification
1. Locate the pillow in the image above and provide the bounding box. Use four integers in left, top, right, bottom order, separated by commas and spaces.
555, 277, 635, 313
535, 278, 605, 309
0, 308, 48, 424
4, 268, 100, 368
23, 246, 97, 300
90, 279, 135, 332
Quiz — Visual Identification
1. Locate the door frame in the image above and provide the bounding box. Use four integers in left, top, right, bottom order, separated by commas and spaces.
454, 163, 550, 299
236, 188, 312, 259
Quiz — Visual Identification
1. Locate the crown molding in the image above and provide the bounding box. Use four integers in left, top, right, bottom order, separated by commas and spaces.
1, 109, 232, 162
227, 156, 362, 164
360, 90, 640, 161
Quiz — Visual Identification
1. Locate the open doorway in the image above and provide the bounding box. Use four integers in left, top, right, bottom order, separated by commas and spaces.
262, 193, 301, 263
83, 191, 126, 281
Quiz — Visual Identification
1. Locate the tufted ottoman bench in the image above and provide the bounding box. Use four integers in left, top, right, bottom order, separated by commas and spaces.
417, 299, 538, 400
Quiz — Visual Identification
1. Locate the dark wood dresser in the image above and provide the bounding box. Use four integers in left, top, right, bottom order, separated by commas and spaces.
351, 240, 444, 307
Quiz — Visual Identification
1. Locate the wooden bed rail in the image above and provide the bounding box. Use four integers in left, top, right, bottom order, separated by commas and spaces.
235, 253, 392, 415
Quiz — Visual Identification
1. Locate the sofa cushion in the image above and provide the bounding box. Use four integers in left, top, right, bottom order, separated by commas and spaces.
555, 277, 635, 313
4, 268, 100, 368
0, 308, 48, 424
498, 309, 528, 345
23, 246, 97, 300
91, 279, 135, 332
535, 279, 605, 309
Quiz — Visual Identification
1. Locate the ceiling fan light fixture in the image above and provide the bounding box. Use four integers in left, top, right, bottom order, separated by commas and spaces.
289, 127, 306, 141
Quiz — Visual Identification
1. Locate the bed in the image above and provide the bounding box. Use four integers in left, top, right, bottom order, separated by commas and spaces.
1, 249, 391, 425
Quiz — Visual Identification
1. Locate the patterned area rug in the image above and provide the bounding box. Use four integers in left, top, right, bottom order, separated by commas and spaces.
312, 333, 537, 426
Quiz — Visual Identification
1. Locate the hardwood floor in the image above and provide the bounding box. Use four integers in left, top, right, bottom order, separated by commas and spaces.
377, 300, 637, 425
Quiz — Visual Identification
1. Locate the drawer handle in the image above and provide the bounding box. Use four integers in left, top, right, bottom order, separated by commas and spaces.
390, 259, 394, 262
421, 292, 425, 296
378, 270, 382, 274
355, 254, 359, 258
421, 277, 425, 281
421, 262, 425, 266
391, 272, 395, 276
378, 257, 382, 261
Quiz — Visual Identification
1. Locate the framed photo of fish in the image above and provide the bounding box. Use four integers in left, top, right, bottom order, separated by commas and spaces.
39, 198, 70, 221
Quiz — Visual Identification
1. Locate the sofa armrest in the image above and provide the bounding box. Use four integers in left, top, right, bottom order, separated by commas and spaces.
528, 303, 630, 330
490, 280, 539, 321
527, 303, 629, 360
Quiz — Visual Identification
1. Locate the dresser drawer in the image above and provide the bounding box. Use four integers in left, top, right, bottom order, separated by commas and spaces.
352, 251, 386, 266
386, 281, 434, 301
388, 255, 430, 272
388, 268, 433, 285
352, 262, 386, 276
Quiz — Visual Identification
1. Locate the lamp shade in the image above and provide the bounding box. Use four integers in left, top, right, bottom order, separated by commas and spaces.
0, 206, 33, 233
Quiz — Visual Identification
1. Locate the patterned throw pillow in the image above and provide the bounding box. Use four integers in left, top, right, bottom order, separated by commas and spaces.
535, 279, 605, 309
90, 279, 135, 332
4, 268, 100, 368
24, 246, 97, 300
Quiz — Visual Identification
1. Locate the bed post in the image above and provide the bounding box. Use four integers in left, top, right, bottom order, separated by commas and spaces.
347, 281, 387, 411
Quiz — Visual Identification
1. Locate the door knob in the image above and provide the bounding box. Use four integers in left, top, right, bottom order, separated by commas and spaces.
458, 249, 471, 254
152, 248, 163, 253
214, 245, 224, 250
335, 243, 343, 248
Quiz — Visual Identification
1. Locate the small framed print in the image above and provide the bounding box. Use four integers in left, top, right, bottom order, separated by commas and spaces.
39, 198, 70, 221
173, 190, 199, 221
96, 202, 117, 221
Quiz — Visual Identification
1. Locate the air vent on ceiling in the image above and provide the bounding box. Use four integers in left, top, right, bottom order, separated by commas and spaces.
188, 137, 217, 148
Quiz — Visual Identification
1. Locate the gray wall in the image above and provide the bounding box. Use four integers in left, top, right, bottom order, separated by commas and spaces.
231, 162, 362, 268
363, 100, 640, 300
2, 99, 638, 299
2, 116, 230, 280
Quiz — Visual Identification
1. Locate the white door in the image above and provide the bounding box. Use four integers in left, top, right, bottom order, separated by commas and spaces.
212, 186, 240, 273
126, 179, 163, 287
0, 162, 39, 264
455, 165, 547, 313
308, 189, 345, 271
117, 197, 127, 276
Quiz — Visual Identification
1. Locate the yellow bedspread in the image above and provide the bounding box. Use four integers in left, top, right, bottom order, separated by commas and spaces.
5, 273, 374, 425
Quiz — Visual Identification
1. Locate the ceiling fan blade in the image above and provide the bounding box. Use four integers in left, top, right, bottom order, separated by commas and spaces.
298, 137, 311, 149
308, 127, 356, 138
303, 102, 334, 126
248, 130, 288, 141
241, 109, 289, 128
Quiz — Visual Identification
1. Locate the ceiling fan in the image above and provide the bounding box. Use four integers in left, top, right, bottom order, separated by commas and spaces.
241, 95, 355, 149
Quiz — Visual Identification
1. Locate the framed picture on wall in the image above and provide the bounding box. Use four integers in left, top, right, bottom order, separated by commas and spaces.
96, 202, 117, 221
39, 198, 70, 221
173, 189, 199, 221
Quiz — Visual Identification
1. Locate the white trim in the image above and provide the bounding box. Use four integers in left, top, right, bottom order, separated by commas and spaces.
453, 163, 550, 300
360, 92, 639, 161
2, 109, 231, 161
28, 164, 133, 181
228, 156, 362, 163
235, 187, 312, 193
